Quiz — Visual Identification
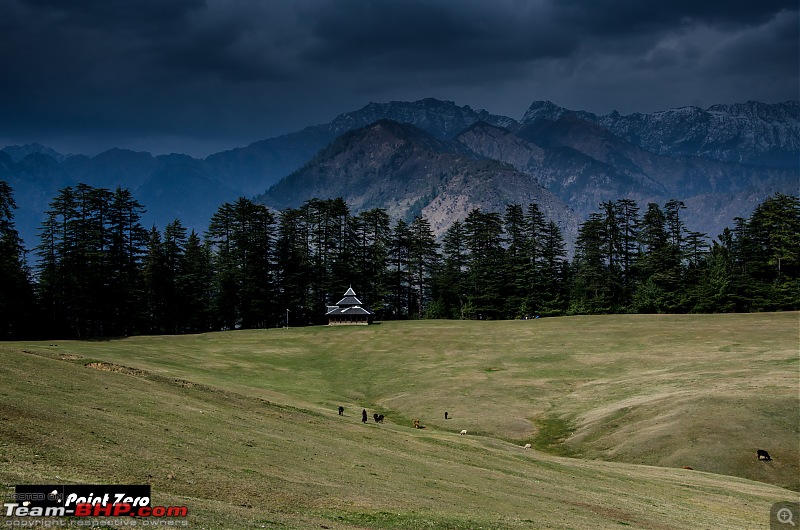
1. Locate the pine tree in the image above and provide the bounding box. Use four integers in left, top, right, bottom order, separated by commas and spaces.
352, 208, 391, 317
408, 216, 439, 318
35, 184, 146, 337
741, 193, 800, 309
503, 204, 529, 318
615, 198, 640, 308
463, 208, 505, 319
540, 220, 569, 315
691, 234, 734, 313
179, 230, 213, 332
207, 198, 277, 329
633, 202, 681, 312
162, 220, 188, 332
388, 219, 412, 317
299, 198, 352, 322
0, 181, 34, 338
523, 203, 547, 313
37, 186, 80, 336
107, 187, 147, 335
600, 201, 625, 310
276, 207, 313, 326
570, 213, 610, 314
142, 227, 168, 333
430, 220, 468, 319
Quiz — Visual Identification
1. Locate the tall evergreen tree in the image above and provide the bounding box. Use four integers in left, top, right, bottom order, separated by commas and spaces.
691, 234, 734, 313
570, 213, 610, 314
741, 193, 800, 309
300, 198, 352, 322
600, 201, 625, 310
37, 186, 80, 336
0, 181, 34, 338
408, 216, 439, 318
106, 187, 147, 335
276, 207, 313, 326
352, 208, 391, 317
539, 220, 569, 315
503, 204, 529, 317
430, 220, 468, 319
388, 219, 412, 317
327, 198, 356, 300
163, 220, 188, 332
615, 198, 640, 308
179, 230, 213, 332
207, 198, 277, 329
523, 203, 547, 313
633, 202, 682, 312
35, 184, 146, 337
463, 208, 505, 319
142, 226, 168, 333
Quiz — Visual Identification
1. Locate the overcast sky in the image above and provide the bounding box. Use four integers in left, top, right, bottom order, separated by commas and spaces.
1, 0, 798, 157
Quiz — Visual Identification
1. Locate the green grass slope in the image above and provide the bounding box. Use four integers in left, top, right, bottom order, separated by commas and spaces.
1, 313, 797, 528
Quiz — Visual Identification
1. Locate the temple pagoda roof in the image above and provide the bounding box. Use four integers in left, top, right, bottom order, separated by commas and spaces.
335, 287, 363, 307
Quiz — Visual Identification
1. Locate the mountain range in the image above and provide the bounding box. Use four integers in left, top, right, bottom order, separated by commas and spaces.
2, 98, 798, 256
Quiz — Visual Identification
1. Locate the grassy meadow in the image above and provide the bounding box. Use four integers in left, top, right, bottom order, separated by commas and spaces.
1, 312, 798, 528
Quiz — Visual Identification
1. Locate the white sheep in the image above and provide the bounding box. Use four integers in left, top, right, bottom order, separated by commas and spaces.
524, 443, 531, 449
460, 429, 467, 435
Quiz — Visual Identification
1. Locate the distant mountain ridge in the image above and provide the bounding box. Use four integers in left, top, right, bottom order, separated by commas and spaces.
204, 98, 517, 195
1, 143, 66, 163
520, 100, 800, 167
2, 97, 797, 254
257, 119, 577, 240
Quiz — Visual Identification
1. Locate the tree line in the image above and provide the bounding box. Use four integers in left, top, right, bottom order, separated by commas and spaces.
1, 180, 798, 339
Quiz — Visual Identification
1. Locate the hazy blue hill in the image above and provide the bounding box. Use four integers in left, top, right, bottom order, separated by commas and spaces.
2, 98, 797, 254
204, 98, 517, 195
1, 143, 66, 163
62, 148, 157, 191
137, 154, 240, 232
257, 119, 577, 240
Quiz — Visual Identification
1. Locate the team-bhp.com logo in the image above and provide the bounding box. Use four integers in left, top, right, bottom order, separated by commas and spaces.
5, 485, 187, 518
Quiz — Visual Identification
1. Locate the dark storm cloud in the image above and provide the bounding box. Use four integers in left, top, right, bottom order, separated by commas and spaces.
0, 0, 796, 156
302, 0, 797, 72
551, 0, 796, 36
303, 1, 575, 68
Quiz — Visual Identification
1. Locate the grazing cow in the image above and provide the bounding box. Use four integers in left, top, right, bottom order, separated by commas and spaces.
413, 419, 425, 429
445, 411, 449, 420
460, 429, 467, 435
681, 466, 694, 470
338, 406, 344, 416
362, 409, 368, 424
378, 414, 384, 423
373, 413, 380, 423
757, 449, 772, 461
524, 444, 531, 449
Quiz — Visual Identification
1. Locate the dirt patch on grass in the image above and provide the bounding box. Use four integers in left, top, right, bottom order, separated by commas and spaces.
83, 362, 198, 389
85, 361, 148, 377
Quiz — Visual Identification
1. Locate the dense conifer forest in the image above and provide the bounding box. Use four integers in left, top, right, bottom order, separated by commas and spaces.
1, 180, 798, 339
